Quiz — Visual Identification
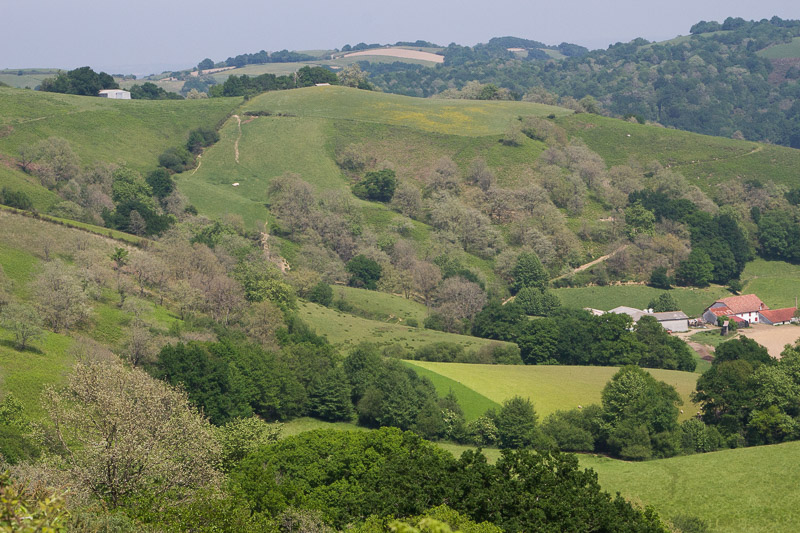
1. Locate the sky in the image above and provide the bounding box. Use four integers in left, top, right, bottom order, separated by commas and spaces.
1, 0, 797, 76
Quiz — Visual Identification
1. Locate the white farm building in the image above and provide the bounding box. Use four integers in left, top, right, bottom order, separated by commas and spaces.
98, 89, 131, 99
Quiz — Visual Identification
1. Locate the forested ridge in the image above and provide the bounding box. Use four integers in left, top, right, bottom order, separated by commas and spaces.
363, 17, 800, 147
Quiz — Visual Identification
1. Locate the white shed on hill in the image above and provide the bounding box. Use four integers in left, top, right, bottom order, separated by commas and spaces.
98, 89, 131, 99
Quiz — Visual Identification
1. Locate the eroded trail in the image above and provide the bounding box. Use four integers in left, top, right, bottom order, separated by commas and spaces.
233, 114, 242, 164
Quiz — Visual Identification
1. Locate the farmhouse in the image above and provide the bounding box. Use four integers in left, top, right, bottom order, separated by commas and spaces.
759, 307, 798, 326
98, 89, 131, 99
702, 294, 767, 326
607, 306, 690, 332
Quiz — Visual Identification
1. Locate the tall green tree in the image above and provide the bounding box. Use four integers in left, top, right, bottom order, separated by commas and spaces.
510, 252, 548, 294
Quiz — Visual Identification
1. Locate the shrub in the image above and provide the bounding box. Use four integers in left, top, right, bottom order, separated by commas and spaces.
0, 188, 33, 210
405, 318, 419, 328
346, 255, 382, 290
352, 169, 397, 202
415, 342, 464, 362
186, 127, 220, 154
308, 281, 334, 306
158, 146, 194, 173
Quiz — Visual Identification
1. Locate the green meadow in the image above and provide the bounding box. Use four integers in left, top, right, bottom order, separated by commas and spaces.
758, 36, 800, 59
333, 286, 429, 323
404, 361, 700, 421
399, 362, 501, 421
553, 284, 730, 317
0, 87, 240, 172
741, 258, 800, 309
581, 441, 800, 533
560, 112, 800, 187
298, 301, 506, 352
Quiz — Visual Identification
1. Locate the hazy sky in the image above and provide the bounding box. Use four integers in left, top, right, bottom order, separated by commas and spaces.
1, 0, 797, 75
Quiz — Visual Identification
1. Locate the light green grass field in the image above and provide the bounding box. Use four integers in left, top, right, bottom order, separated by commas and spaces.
560, 113, 800, 188
741, 258, 800, 310
0, 329, 74, 417
277, 417, 367, 438
0, 69, 60, 89
690, 329, 733, 349
405, 362, 700, 421
298, 301, 507, 352
0, 87, 240, 172
758, 37, 800, 59
333, 286, 428, 323
400, 361, 501, 421
243, 86, 570, 136
553, 284, 730, 317
0, 166, 62, 212
580, 441, 800, 533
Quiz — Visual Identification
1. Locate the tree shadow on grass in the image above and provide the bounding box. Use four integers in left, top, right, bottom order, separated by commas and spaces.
0, 339, 44, 355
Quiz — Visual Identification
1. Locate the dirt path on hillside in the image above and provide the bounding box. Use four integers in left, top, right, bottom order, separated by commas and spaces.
233, 114, 242, 164
553, 244, 629, 282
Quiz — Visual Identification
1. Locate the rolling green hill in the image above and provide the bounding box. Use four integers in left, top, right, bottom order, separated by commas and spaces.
580, 441, 800, 533
404, 361, 700, 421
559, 112, 800, 188
0, 87, 240, 172
758, 36, 800, 59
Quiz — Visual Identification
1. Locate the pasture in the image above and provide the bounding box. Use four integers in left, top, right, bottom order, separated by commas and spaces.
741, 258, 800, 309
552, 284, 730, 317
758, 37, 800, 59
0, 87, 240, 172
297, 301, 506, 352
581, 441, 800, 533
560, 112, 800, 188
400, 362, 501, 421
404, 362, 700, 421
333, 286, 429, 323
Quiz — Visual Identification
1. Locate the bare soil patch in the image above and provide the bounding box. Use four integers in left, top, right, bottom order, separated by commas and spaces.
739, 323, 800, 358
343, 48, 444, 63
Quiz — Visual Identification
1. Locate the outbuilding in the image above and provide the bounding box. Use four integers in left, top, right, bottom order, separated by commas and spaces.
98, 89, 131, 99
759, 308, 797, 326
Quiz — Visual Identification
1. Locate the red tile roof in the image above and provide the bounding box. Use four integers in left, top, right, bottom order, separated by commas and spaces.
709, 306, 733, 317
713, 294, 768, 315
760, 308, 797, 324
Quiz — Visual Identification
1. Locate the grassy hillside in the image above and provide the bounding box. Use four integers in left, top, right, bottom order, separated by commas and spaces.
581, 441, 800, 533
243, 86, 569, 135
0, 87, 240, 172
298, 301, 505, 352
559, 113, 800, 188
400, 361, 501, 421
0, 69, 60, 89
405, 361, 700, 420
741, 258, 800, 309
333, 286, 428, 323
758, 36, 800, 59
553, 284, 730, 317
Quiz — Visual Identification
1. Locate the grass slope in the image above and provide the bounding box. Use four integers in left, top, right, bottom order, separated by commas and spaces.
244, 86, 570, 136
0, 87, 240, 172
406, 362, 700, 421
560, 113, 800, 188
333, 286, 429, 323
580, 441, 800, 533
553, 284, 730, 317
0, 69, 60, 90
741, 258, 800, 310
298, 301, 506, 352
758, 37, 800, 59
401, 361, 501, 421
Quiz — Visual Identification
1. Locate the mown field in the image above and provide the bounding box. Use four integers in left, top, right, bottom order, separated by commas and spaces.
399, 362, 500, 421
404, 361, 700, 421
298, 301, 506, 352
553, 284, 730, 317
581, 441, 800, 533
